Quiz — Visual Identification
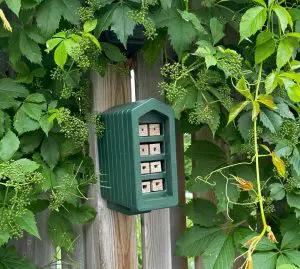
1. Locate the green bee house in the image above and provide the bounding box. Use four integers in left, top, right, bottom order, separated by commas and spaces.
98, 98, 178, 215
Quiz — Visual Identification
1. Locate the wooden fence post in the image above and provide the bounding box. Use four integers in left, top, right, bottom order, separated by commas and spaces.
85, 67, 138, 269
12, 211, 56, 267
135, 54, 187, 269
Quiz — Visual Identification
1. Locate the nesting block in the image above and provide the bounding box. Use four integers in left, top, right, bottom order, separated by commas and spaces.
142, 181, 151, 193
150, 161, 162, 173
140, 144, 149, 156
99, 98, 178, 215
151, 179, 164, 192
141, 162, 150, 174
149, 143, 161, 155
149, 124, 160, 136
139, 124, 149, 136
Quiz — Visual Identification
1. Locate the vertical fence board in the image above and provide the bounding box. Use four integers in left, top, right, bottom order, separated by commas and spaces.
135, 55, 187, 269
12, 211, 56, 267
86, 67, 138, 269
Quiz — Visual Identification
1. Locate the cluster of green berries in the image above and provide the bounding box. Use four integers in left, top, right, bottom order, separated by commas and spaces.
50, 67, 65, 81
161, 63, 188, 80
78, 7, 94, 22
159, 82, 187, 103
284, 177, 299, 192
0, 208, 23, 238
196, 69, 225, 86
240, 128, 262, 159
188, 102, 214, 126
56, 108, 89, 146
129, 3, 157, 40
88, 114, 105, 137
61, 84, 73, 99
276, 120, 299, 146
0, 163, 43, 239
50, 174, 78, 211
216, 86, 234, 110
264, 197, 275, 215
159, 63, 189, 103
69, 37, 100, 70
217, 49, 243, 78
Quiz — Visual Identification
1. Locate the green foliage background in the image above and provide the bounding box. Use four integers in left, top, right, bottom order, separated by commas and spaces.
1, 0, 300, 268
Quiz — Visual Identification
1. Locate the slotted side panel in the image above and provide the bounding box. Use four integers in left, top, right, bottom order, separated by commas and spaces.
85, 67, 138, 269
135, 54, 187, 269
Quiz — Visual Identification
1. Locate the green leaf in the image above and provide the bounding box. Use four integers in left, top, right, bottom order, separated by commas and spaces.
64, 204, 97, 224
48, 212, 74, 252
101, 42, 126, 62
11, 158, 40, 173
5, 0, 21, 16
281, 231, 300, 249
167, 11, 197, 58
0, 247, 39, 269
20, 132, 43, 154
277, 37, 298, 69
142, 33, 166, 65
275, 142, 293, 157
23, 103, 43, 121
111, 5, 136, 47
240, 6, 267, 41
15, 210, 40, 239
0, 232, 10, 247
270, 183, 285, 201
265, 72, 279, 94
0, 78, 29, 98
0, 130, 20, 161
291, 148, 300, 176
161, 0, 172, 9
210, 17, 225, 45
185, 199, 225, 227
202, 232, 236, 269
228, 101, 250, 124
205, 54, 217, 68
19, 32, 42, 64
236, 77, 252, 99
172, 83, 197, 119
84, 19, 98, 32
25, 93, 46, 103
238, 111, 252, 140
242, 233, 277, 251
257, 94, 276, 109
178, 10, 207, 33
278, 265, 297, 269
94, 5, 116, 38
287, 84, 300, 102
36, 0, 80, 36
252, 252, 278, 269
185, 140, 226, 176
54, 42, 67, 68
254, 0, 267, 7
39, 114, 53, 136
176, 226, 220, 256
273, 5, 293, 33
41, 135, 60, 169
259, 109, 283, 133
14, 107, 40, 135
284, 250, 300, 267
255, 32, 276, 64
46, 37, 63, 52
287, 193, 300, 210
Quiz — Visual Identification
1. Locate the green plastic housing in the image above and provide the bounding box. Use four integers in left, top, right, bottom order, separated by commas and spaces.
98, 98, 178, 215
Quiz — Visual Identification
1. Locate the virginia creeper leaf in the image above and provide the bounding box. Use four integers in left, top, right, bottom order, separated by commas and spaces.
240, 6, 267, 41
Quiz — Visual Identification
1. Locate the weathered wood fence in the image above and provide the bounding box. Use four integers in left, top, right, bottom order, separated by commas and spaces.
13, 55, 188, 269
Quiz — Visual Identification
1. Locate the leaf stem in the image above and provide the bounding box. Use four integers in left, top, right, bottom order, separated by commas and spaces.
254, 63, 267, 230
